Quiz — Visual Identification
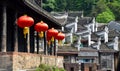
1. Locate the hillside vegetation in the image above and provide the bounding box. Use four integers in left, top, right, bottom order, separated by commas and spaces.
43, 0, 120, 23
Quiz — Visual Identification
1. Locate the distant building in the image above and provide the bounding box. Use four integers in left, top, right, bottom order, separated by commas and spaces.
52, 11, 120, 71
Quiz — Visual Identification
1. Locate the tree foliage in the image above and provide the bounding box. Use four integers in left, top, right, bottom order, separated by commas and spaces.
96, 11, 115, 23
107, 1, 120, 20
42, 0, 56, 12
42, 0, 120, 23
54, 0, 67, 11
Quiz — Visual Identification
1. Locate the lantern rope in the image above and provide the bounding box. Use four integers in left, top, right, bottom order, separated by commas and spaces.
23, 27, 29, 38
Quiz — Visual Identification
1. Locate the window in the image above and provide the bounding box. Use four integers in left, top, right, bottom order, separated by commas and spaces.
101, 53, 112, 69
64, 56, 70, 63
84, 59, 90, 62
101, 59, 107, 68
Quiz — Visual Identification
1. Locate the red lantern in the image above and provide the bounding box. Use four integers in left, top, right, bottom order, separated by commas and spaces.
17, 15, 34, 38
34, 21, 48, 38
47, 28, 58, 37
34, 21, 48, 32
47, 36, 51, 41
56, 32, 65, 40
56, 32, 65, 44
17, 15, 34, 28
47, 28, 58, 42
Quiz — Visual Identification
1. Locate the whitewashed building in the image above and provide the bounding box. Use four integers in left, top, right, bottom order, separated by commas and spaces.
51, 11, 119, 71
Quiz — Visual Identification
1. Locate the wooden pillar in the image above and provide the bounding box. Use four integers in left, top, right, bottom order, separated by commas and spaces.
13, 12, 18, 52
27, 30, 30, 53
50, 42, 52, 55
1, 4, 7, 52
54, 39, 56, 55
36, 32, 39, 54
30, 27, 35, 53
44, 32, 47, 55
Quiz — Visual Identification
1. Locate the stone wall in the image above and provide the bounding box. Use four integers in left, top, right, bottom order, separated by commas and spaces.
0, 52, 13, 71
0, 52, 63, 71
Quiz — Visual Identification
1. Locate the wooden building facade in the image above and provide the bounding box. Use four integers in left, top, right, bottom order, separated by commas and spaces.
0, 0, 61, 53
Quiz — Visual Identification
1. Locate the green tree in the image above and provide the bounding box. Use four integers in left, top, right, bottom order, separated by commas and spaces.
81, 0, 96, 16
107, 1, 120, 20
95, 0, 109, 13
66, 0, 82, 11
96, 10, 115, 23
54, 0, 67, 11
42, 0, 56, 12
42, 0, 120, 21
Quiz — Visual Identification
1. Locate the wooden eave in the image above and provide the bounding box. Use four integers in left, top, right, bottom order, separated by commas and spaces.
57, 51, 78, 55
23, 0, 62, 27
5, 0, 62, 29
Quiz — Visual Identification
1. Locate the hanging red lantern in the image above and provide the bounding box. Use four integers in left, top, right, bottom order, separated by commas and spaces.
34, 21, 48, 38
17, 15, 34, 38
47, 36, 51, 41
47, 28, 58, 42
17, 15, 34, 28
56, 32, 65, 40
56, 32, 65, 44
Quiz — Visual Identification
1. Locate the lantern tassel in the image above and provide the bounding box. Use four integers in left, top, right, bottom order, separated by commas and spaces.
47, 40, 51, 45
23, 27, 29, 38
38, 31, 44, 38
51, 36, 54, 42
58, 40, 62, 45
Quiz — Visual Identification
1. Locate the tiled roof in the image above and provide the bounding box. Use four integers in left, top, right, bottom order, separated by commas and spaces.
55, 18, 67, 26
91, 33, 99, 41
68, 11, 82, 17
91, 42, 98, 47
99, 43, 115, 52
58, 45, 78, 52
108, 30, 120, 38
97, 25, 106, 31
64, 27, 72, 32
66, 17, 76, 25
57, 51, 78, 55
57, 45, 78, 55
76, 25, 87, 33
80, 47, 97, 52
81, 32, 89, 37
51, 12, 68, 26
77, 17, 93, 25
108, 21, 120, 31
51, 12, 67, 16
